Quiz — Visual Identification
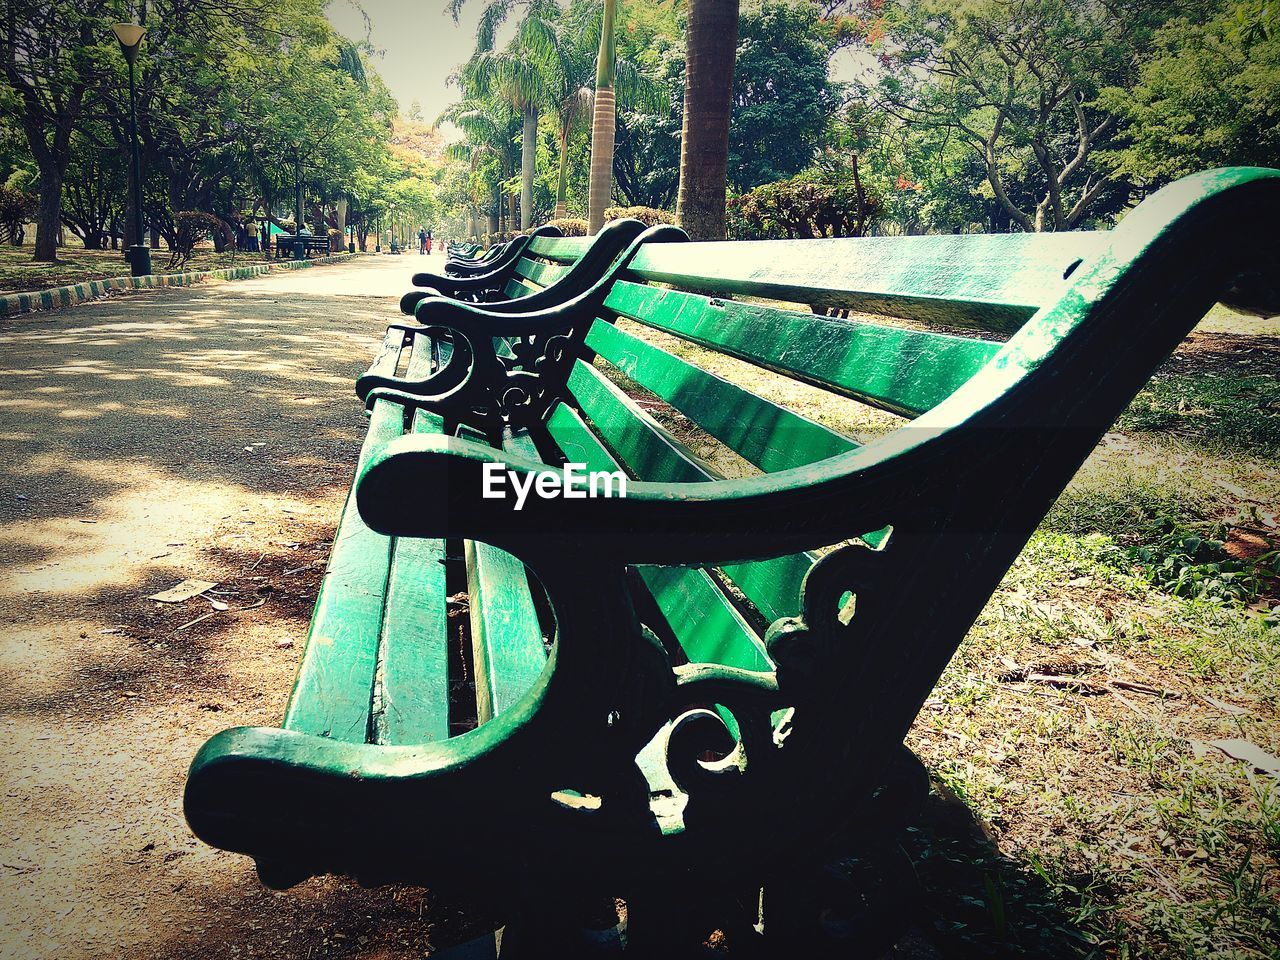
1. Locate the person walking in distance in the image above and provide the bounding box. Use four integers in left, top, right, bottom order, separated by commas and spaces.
418, 227, 427, 255
425, 229, 433, 256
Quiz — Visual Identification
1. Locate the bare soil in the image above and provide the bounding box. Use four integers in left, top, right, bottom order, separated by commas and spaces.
0, 255, 472, 959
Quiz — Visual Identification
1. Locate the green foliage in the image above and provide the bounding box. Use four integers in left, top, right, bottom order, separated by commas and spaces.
727, 171, 881, 239
602, 205, 676, 226
729, 1, 841, 191
1100, 0, 1280, 184
1120, 517, 1278, 604
543, 217, 589, 236
0, 186, 37, 243
875, 0, 1173, 230
2, 0, 400, 254
1118, 373, 1280, 457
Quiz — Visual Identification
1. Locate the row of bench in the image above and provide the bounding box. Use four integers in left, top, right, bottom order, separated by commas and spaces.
186, 167, 1280, 954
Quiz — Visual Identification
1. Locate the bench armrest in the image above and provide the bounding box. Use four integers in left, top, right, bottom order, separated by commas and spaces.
355, 430, 912, 567
412, 295, 588, 339
408, 224, 688, 335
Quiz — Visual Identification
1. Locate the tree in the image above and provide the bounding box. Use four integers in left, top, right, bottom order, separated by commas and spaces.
440, 95, 521, 233
1100, 0, 1280, 185
2, 0, 112, 260
465, 44, 550, 231
875, 0, 1175, 231
586, 0, 619, 233
676, 0, 740, 239
61, 127, 125, 248
729, 1, 840, 191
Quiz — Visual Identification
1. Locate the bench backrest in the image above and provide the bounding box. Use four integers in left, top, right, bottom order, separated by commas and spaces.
504, 235, 594, 300
540, 231, 1103, 627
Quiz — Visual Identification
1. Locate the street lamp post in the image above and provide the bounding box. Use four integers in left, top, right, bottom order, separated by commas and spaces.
111, 23, 151, 277
292, 147, 305, 261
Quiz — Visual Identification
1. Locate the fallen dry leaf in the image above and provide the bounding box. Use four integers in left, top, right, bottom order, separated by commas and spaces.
148, 579, 219, 603
1211, 739, 1280, 778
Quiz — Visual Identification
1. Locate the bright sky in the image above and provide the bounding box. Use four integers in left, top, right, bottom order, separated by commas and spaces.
325, 0, 516, 138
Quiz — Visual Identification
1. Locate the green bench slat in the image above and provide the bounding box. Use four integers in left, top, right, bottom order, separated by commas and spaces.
468, 431, 549, 724
563, 362, 815, 624
604, 281, 1001, 418
525, 235, 593, 262
371, 407, 452, 746
504, 279, 538, 299
512, 258, 570, 286
284, 398, 403, 742
547, 379, 771, 668
366, 327, 408, 383
586, 320, 857, 471
623, 232, 1108, 333
565, 361, 708, 483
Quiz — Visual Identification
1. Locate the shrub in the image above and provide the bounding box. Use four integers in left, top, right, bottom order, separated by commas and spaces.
727, 172, 881, 240
542, 218, 589, 237
0, 186, 37, 244
603, 206, 676, 227
171, 211, 226, 268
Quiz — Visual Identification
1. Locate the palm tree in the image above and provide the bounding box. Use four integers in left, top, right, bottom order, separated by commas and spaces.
676, 0, 740, 240
438, 96, 521, 235
516, 11, 597, 220
520, 4, 664, 224
464, 56, 546, 232
462, 0, 559, 230
585, 0, 618, 233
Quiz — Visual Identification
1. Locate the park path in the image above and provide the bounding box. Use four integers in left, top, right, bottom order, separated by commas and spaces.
0, 253, 468, 959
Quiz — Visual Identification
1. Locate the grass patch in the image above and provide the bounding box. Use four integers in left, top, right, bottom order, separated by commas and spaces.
1118, 374, 1280, 457
0, 242, 280, 295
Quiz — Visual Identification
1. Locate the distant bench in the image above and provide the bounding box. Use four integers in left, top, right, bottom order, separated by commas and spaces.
274, 235, 331, 260
187, 168, 1280, 955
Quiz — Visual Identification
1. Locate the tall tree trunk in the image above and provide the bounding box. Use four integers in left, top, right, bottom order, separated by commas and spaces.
676, 0, 739, 241
33, 166, 62, 261
521, 106, 537, 231
586, 0, 618, 234
554, 122, 572, 220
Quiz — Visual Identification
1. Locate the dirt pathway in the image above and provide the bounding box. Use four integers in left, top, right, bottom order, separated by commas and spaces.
0, 253, 471, 959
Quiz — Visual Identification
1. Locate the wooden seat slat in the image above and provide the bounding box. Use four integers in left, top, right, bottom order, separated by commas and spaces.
563, 360, 814, 627
468, 430, 549, 724
512, 259, 570, 287
623, 232, 1108, 332
543, 402, 772, 670
565, 360, 708, 483
370, 342, 452, 744
525, 235, 593, 262
585, 320, 858, 471
503, 280, 537, 300
283, 398, 402, 742
604, 281, 1001, 418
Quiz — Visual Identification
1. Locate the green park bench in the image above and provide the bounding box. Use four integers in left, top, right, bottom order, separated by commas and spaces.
375, 220, 671, 409
446, 239, 485, 261
398, 219, 647, 318
439, 226, 564, 283
273, 234, 332, 259
185, 167, 1279, 955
